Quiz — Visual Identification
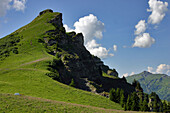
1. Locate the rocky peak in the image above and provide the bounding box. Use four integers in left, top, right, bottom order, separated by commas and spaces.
49, 13, 63, 28
141, 71, 152, 76
39, 9, 53, 16
41, 10, 135, 95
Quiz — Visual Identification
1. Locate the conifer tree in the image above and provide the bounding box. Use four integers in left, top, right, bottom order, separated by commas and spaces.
120, 92, 125, 107
119, 89, 124, 104
131, 92, 139, 111
139, 97, 143, 111
153, 101, 159, 112
115, 88, 120, 103
163, 100, 167, 112
126, 95, 131, 110
132, 79, 137, 87
142, 99, 149, 111
124, 104, 127, 111
122, 76, 127, 82
167, 102, 170, 112
109, 88, 116, 102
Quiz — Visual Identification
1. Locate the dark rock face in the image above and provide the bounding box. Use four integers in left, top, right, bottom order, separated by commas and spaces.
42, 10, 135, 94
49, 13, 63, 28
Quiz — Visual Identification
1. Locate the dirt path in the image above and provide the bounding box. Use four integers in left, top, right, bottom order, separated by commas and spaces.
20, 57, 49, 66
7, 94, 149, 113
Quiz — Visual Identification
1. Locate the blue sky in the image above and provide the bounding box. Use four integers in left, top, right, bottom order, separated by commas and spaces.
0, 0, 170, 77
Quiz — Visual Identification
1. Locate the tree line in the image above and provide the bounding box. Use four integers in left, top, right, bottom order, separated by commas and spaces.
109, 79, 170, 112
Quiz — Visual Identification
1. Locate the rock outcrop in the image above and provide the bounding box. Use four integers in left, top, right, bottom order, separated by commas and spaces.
39, 9, 53, 16
40, 9, 135, 95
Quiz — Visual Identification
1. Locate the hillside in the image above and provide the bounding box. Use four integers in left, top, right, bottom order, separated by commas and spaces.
1, 94, 153, 113
0, 9, 136, 111
126, 71, 170, 101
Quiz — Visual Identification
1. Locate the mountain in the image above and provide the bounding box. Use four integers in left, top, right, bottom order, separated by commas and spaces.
126, 71, 170, 101
0, 9, 136, 111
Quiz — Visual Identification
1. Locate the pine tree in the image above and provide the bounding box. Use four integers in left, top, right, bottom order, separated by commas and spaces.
109, 88, 116, 102
119, 89, 124, 104
122, 76, 127, 82
136, 82, 143, 92
115, 88, 120, 103
132, 79, 137, 87
167, 102, 170, 112
126, 95, 131, 110
163, 100, 167, 112
153, 101, 159, 112
120, 92, 125, 107
139, 97, 143, 111
131, 92, 139, 111
124, 103, 127, 111
142, 99, 149, 111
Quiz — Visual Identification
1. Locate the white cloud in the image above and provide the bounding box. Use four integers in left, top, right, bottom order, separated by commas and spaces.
13, 0, 26, 11
74, 14, 104, 44
132, 0, 168, 48
133, 33, 155, 48
85, 40, 114, 59
156, 64, 170, 74
88, 46, 114, 59
123, 73, 129, 77
135, 20, 147, 35
147, 0, 168, 24
147, 66, 154, 73
147, 64, 170, 75
113, 45, 117, 52
122, 72, 135, 77
0, 0, 26, 17
0, 0, 12, 17
130, 72, 135, 75
64, 14, 114, 59
86, 39, 100, 49
63, 24, 74, 32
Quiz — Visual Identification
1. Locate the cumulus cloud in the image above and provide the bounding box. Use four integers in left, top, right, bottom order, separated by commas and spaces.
88, 45, 114, 59
63, 24, 74, 32
147, 0, 168, 24
113, 45, 117, 52
133, 33, 155, 48
13, 0, 26, 11
156, 64, 170, 74
147, 64, 170, 75
0, 0, 12, 17
122, 72, 135, 77
64, 14, 114, 59
74, 14, 104, 43
130, 72, 135, 75
123, 73, 129, 77
0, 0, 26, 17
132, 0, 168, 48
135, 20, 147, 35
147, 66, 154, 73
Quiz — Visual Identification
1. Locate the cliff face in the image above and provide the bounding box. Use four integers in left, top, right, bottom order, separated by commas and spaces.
40, 9, 135, 95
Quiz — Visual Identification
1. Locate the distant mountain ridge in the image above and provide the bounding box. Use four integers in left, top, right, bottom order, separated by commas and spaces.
126, 71, 170, 101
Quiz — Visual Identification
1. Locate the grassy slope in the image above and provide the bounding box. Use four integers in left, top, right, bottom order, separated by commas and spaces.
1, 94, 151, 113
126, 73, 170, 101
0, 12, 123, 110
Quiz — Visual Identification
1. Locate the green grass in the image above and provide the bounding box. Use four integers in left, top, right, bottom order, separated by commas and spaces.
0, 94, 152, 113
0, 11, 124, 111
0, 69, 122, 109
102, 72, 119, 79
0, 94, 117, 113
